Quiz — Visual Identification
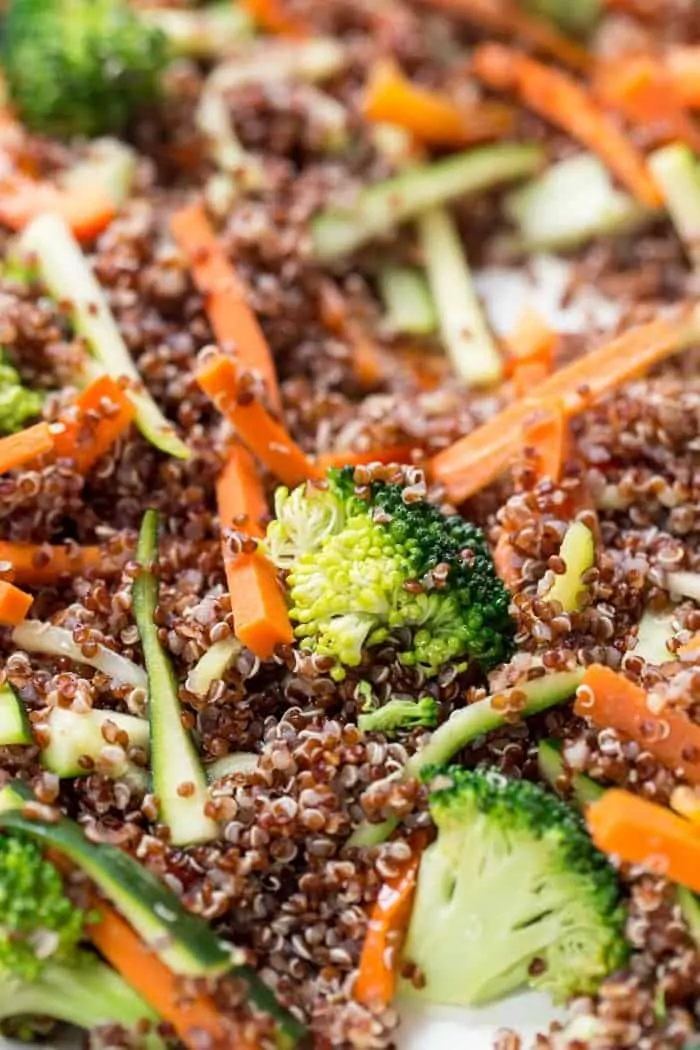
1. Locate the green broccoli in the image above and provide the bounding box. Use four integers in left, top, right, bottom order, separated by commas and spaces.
2, 0, 169, 140
265, 467, 514, 680
402, 767, 627, 1007
0, 832, 159, 1038
0, 355, 43, 435
358, 696, 438, 736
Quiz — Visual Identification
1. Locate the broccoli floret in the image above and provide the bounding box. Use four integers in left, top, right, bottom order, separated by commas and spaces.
358, 696, 438, 736
2, 0, 169, 140
0, 832, 159, 1037
0, 355, 43, 435
265, 468, 514, 680
402, 767, 627, 1007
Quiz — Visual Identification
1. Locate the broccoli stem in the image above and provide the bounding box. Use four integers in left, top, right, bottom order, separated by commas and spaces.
378, 265, 437, 336
418, 205, 502, 386
358, 696, 438, 736
347, 668, 584, 847
648, 144, 700, 272
17, 214, 189, 460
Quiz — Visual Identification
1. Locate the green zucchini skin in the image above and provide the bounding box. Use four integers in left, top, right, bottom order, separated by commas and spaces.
0, 682, 32, 746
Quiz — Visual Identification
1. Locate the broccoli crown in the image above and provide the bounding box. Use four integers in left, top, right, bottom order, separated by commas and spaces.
265, 468, 514, 679
403, 766, 627, 1007
0, 355, 43, 435
2, 0, 169, 139
0, 833, 84, 980
358, 696, 438, 736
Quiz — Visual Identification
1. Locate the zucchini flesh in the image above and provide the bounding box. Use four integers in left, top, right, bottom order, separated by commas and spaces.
544, 521, 595, 613
0, 782, 232, 977
133, 510, 218, 846
38, 706, 149, 778
311, 143, 543, 261
537, 739, 604, 809
649, 144, 700, 271
524, 0, 602, 34
0, 682, 32, 745
632, 608, 677, 666
378, 265, 437, 336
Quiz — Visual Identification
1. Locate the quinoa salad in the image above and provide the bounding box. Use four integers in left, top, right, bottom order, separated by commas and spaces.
4, 1, 700, 1049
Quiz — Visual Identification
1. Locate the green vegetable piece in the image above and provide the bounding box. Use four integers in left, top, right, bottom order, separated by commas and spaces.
348, 667, 584, 847
18, 214, 189, 460
133, 510, 217, 846
2, 0, 169, 139
677, 885, 700, 951
649, 144, 700, 271
185, 635, 242, 698
632, 608, 677, 666
205, 752, 258, 782
523, 0, 602, 35
378, 265, 437, 336
0, 353, 43, 435
0, 683, 32, 746
311, 143, 544, 261
504, 153, 652, 253
544, 521, 595, 613
38, 705, 149, 779
537, 739, 605, 810
140, 4, 254, 57
358, 696, 438, 736
418, 205, 502, 386
0, 781, 233, 976
402, 766, 628, 1006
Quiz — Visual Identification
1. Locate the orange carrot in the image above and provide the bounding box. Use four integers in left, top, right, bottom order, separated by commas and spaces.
508, 307, 556, 398
414, 0, 590, 71
319, 280, 386, 391
0, 175, 116, 241
355, 832, 427, 1009
87, 903, 234, 1050
430, 312, 694, 503
0, 423, 55, 475
171, 204, 281, 412
522, 401, 568, 482
587, 788, 700, 893
239, 0, 309, 37
217, 443, 269, 539
0, 542, 108, 587
0, 580, 32, 625
362, 60, 515, 147
493, 533, 521, 589
224, 552, 294, 657
666, 47, 700, 110
53, 375, 134, 473
472, 43, 662, 208
575, 664, 700, 785
593, 56, 700, 153
197, 353, 322, 488
679, 633, 700, 658
316, 445, 419, 470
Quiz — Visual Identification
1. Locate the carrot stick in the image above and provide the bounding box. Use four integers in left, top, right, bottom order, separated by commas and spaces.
522, 401, 568, 482
239, 0, 309, 37
678, 633, 700, 658
217, 443, 269, 538
0, 542, 108, 586
355, 832, 427, 1009
593, 56, 700, 154
413, 0, 590, 71
196, 353, 322, 488
170, 204, 281, 412
316, 445, 419, 470
362, 60, 515, 147
507, 307, 556, 398
472, 43, 662, 208
319, 280, 385, 391
0, 175, 116, 242
493, 533, 520, 589
87, 902, 234, 1050
587, 788, 700, 893
666, 48, 700, 110
430, 312, 695, 503
53, 375, 135, 473
0, 423, 54, 475
0, 580, 32, 626
575, 664, 700, 785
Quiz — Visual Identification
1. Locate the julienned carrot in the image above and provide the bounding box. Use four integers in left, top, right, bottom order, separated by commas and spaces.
171, 204, 281, 412
508, 307, 556, 398
493, 533, 520, 589
362, 60, 514, 147
319, 280, 385, 391
666, 48, 700, 109
197, 353, 322, 488
316, 445, 419, 470
355, 832, 427, 1009
0, 423, 55, 475
587, 788, 700, 893
472, 44, 662, 209
522, 401, 567, 482
240, 0, 309, 37
430, 312, 695, 503
0, 542, 107, 586
575, 664, 700, 785
593, 56, 700, 154
54, 375, 135, 472
87, 902, 236, 1050
217, 443, 269, 539
0, 580, 33, 626
0, 175, 116, 241
414, 0, 590, 71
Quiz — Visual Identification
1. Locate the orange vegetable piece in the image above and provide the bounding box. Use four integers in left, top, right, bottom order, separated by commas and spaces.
666, 47, 700, 110
316, 445, 419, 470
224, 552, 293, 658
240, 0, 309, 37
522, 401, 568, 482
54, 375, 135, 473
0, 422, 54, 475
217, 443, 269, 539
508, 307, 557, 397
0, 542, 108, 587
0, 175, 116, 241
493, 533, 520, 589
0, 580, 32, 625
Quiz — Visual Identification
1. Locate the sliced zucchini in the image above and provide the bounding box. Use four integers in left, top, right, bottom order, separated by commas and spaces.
523, 0, 602, 35
206, 751, 258, 782
677, 885, 700, 951
649, 144, 700, 271
631, 608, 677, 666
38, 706, 149, 778
544, 521, 595, 613
0, 682, 32, 746
18, 214, 189, 460
0, 782, 233, 976
504, 153, 652, 253
378, 265, 437, 336
133, 510, 217, 846
185, 635, 242, 698
311, 143, 544, 261
537, 739, 604, 810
